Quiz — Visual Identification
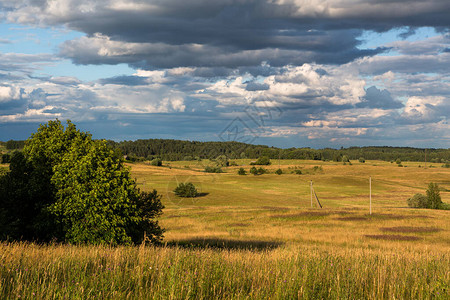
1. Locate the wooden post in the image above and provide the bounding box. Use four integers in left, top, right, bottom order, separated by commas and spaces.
369, 176, 372, 215
310, 180, 313, 208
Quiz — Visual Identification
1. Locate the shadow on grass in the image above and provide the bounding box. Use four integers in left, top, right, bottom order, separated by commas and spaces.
165, 238, 283, 251
196, 192, 209, 197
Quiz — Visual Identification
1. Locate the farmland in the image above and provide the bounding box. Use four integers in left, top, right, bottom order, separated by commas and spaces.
1, 159, 449, 299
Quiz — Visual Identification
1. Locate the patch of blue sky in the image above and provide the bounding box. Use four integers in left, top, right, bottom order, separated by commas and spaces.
0, 23, 135, 82
357, 27, 439, 56
38, 60, 135, 82
0, 23, 83, 54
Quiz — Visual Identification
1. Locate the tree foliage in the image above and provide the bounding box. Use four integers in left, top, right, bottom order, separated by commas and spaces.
407, 183, 444, 210
238, 168, 246, 175
251, 156, 271, 165
426, 183, 442, 209
0, 120, 164, 245
407, 193, 428, 208
174, 182, 198, 198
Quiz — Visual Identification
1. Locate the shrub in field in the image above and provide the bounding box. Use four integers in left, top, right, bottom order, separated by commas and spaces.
174, 182, 198, 197
407, 183, 444, 210
204, 166, 223, 173
250, 167, 266, 175
292, 169, 302, 175
250, 156, 271, 165
426, 183, 442, 209
151, 158, 162, 166
215, 155, 229, 167
275, 168, 283, 175
0, 120, 164, 245
396, 158, 402, 165
407, 193, 428, 208
342, 155, 350, 163
238, 168, 246, 175
359, 157, 365, 163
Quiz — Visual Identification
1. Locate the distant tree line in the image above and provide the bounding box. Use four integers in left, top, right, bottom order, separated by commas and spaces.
4, 138, 450, 163
108, 140, 450, 163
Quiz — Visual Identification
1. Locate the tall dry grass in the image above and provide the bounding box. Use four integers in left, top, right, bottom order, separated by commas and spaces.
1, 241, 448, 299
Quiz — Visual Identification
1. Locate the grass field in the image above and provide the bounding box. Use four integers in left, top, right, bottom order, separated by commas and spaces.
1, 159, 449, 299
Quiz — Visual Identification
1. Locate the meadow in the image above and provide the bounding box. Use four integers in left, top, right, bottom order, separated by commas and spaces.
1, 159, 449, 299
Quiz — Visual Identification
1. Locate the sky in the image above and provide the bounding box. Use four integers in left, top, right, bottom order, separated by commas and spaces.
0, 1, 449, 149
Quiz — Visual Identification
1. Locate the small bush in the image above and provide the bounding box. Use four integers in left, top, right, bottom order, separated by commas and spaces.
275, 168, 282, 175
292, 169, 302, 175
151, 158, 162, 166
250, 156, 271, 165
257, 167, 267, 174
249, 167, 266, 175
174, 182, 198, 198
238, 168, 246, 175
342, 155, 350, 163
204, 166, 223, 173
312, 166, 323, 172
395, 158, 402, 165
359, 157, 365, 163
442, 163, 450, 168
407, 193, 428, 208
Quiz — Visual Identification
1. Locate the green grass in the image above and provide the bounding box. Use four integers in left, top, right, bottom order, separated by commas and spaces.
1, 159, 449, 299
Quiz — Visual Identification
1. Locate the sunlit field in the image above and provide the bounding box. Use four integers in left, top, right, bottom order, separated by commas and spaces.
1, 159, 449, 299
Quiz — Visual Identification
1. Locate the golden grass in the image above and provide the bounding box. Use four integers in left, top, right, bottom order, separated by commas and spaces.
1, 159, 449, 299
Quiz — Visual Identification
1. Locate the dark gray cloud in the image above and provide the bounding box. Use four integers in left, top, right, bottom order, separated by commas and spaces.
8, 0, 443, 69
357, 86, 403, 109
245, 82, 269, 91
99, 75, 149, 86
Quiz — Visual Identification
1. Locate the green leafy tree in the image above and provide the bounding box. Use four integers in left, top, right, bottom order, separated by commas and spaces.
215, 155, 229, 167
249, 167, 258, 175
407, 193, 428, 208
174, 182, 198, 198
251, 156, 271, 165
238, 168, 246, 175
0, 120, 164, 244
151, 158, 162, 166
1, 153, 11, 163
426, 183, 442, 209
275, 168, 283, 175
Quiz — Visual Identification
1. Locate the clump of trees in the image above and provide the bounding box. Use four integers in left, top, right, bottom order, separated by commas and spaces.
250, 167, 267, 175
407, 183, 447, 209
0, 120, 164, 245
204, 166, 223, 173
151, 158, 162, 166
250, 156, 271, 165
174, 182, 198, 198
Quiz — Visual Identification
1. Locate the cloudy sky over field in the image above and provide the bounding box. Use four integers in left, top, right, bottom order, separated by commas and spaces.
0, 0, 449, 148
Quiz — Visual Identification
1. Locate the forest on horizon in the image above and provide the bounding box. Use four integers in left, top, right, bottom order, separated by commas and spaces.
2, 138, 449, 163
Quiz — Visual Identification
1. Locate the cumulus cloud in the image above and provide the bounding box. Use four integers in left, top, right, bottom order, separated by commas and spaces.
0, 0, 449, 147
